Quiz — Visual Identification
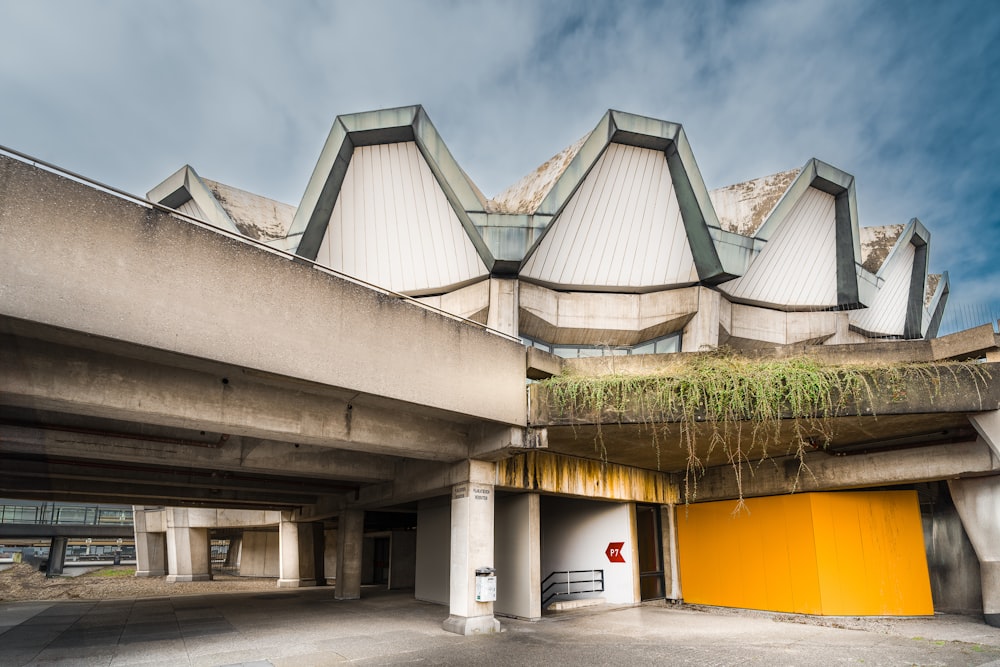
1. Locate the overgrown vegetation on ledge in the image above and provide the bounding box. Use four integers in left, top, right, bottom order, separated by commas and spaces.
537, 352, 991, 505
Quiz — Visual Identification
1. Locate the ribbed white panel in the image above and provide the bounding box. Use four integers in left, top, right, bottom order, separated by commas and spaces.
176, 198, 206, 221
521, 143, 697, 288
720, 187, 837, 307
850, 242, 914, 336
316, 142, 488, 293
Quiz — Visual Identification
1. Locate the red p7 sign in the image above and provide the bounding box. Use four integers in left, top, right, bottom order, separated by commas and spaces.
605, 542, 625, 563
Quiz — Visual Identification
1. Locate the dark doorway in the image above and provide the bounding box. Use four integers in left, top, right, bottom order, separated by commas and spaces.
636, 505, 665, 600
371, 536, 390, 586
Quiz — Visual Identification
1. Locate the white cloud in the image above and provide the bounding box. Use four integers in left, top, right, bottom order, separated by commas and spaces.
1, 0, 997, 316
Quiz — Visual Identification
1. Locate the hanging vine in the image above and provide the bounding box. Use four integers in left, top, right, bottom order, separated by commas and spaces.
538, 352, 991, 506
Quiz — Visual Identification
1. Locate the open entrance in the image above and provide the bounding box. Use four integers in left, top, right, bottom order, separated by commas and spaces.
636, 504, 665, 600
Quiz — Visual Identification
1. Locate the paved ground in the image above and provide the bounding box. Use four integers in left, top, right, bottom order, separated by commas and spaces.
3, 587, 1000, 666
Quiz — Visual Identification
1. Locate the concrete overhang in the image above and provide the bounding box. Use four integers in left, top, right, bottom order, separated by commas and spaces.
0, 153, 527, 428
528, 359, 1000, 476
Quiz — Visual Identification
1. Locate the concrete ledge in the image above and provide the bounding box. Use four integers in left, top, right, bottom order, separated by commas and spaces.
165, 574, 212, 583
442, 614, 501, 635
548, 598, 605, 611
277, 578, 318, 588
135, 570, 166, 578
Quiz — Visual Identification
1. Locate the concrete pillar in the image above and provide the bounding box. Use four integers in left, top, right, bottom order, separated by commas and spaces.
135, 531, 167, 577
224, 535, 242, 568
335, 509, 364, 600
133, 506, 167, 577
165, 509, 211, 582
324, 529, 338, 584
443, 461, 500, 635
681, 287, 721, 352
46, 536, 67, 577
278, 513, 320, 587
661, 505, 681, 600
949, 475, 1000, 626
487, 278, 519, 337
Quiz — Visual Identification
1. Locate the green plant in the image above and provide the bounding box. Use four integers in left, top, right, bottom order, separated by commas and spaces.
539, 351, 989, 505
85, 567, 135, 578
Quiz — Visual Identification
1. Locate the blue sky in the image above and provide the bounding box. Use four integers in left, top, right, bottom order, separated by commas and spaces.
2, 0, 997, 331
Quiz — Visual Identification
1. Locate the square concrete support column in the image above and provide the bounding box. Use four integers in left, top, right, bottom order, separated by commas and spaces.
661, 505, 681, 601
224, 535, 242, 569
278, 513, 320, 588
681, 287, 721, 352
487, 278, 519, 337
165, 516, 211, 583
135, 531, 167, 577
443, 462, 501, 635
949, 474, 1000, 626
133, 505, 167, 577
46, 536, 68, 577
335, 509, 364, 600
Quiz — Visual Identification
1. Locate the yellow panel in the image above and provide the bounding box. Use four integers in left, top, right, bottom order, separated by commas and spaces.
813, 491, 933, 616
677, 495, 822, 613
677, 491, 932, 616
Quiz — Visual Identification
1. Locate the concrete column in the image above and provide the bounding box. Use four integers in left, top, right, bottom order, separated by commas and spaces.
224, 535, 242, 568
487, 278, 519, 337
495, 492, 541, 619
443, 461, 500, 635
135, 532, 167, 577
681, 287, 721, 352
46, 536, 68, 577
133, 506, 167, 577
335, 509, 364, 600
661, 505, 681, 601
278, 513, 319, 588
627, 502, 641, 604
949, 475, 1000, 626
165, 509, 211, 582
324, 529, 338, 585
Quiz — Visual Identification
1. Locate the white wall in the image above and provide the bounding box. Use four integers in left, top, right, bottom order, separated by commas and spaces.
415, 497, 451, 604
540, 497, 636, 604
495, 493, 540, 618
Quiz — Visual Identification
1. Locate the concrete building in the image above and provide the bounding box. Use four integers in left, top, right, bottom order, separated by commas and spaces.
2, 106, 999, 634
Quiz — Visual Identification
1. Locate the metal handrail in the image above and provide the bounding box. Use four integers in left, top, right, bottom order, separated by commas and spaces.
541, 569, 605, 607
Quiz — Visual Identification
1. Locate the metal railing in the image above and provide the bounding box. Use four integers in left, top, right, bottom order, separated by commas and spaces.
0, 503, 134, 526
541, 569, 605, 607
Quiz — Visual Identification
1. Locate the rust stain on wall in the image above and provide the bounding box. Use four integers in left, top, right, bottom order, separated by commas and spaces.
497, 450, 678, 504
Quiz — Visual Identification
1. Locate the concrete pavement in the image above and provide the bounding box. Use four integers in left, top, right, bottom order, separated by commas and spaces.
3, 588, 1000, 666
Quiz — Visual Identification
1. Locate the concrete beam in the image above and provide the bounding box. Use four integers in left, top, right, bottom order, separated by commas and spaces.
692, 439, 998, 503
0, 154, 526, 426
496, 451, 678, 504
0, 426, 395, 483
467, 425, 548, 461
971, 411, 1000, 460
0, 333, 473, 461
